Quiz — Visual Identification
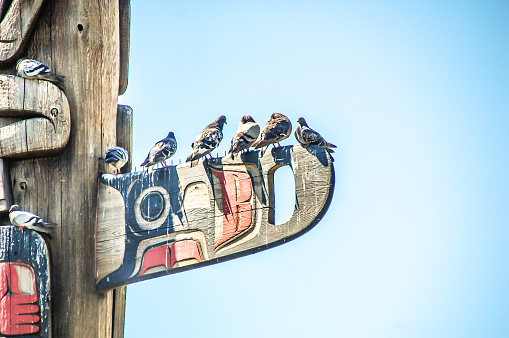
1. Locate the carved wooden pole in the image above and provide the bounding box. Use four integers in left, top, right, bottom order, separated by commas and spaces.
3, 0, 126, 336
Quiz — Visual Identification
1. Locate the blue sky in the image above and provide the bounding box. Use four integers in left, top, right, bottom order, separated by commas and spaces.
119, 1, 509, 337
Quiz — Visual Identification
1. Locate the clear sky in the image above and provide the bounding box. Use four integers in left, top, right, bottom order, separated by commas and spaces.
119, 1, 509, 337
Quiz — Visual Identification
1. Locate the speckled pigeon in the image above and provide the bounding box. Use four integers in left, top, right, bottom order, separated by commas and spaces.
105, 147, 129, 174
252, 113, 292, 155
228, 115, 260, 159
16, 58, 65, 89
186, 115, 227, 162
141, 132, 177, 173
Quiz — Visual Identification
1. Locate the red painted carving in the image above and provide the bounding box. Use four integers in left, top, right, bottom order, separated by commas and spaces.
140, 246, 171, 276
169, 240, 203, 269
0, 263, 40, 336
140, 241, 204, 275
211, 169, 253, 248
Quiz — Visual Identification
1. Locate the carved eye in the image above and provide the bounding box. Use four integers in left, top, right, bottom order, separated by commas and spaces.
140, 191, 165, 222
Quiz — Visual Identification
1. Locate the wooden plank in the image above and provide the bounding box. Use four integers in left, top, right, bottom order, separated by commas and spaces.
0, 226, 51, 337
0, 0, 45, 65
118, 0, 130, 95
110, 104, 132, 338
116, 105, 133, 174
96, 145, 334, 291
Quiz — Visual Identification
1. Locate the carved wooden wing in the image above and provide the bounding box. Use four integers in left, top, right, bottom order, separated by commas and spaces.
96, 145, 334, 292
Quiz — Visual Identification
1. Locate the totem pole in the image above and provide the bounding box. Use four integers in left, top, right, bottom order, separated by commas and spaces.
0, 0, 334, 337
0, 0, 131, 336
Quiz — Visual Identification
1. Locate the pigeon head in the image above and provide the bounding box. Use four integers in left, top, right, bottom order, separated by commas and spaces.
9, 204, 20, 213
166, 131, 175, 139
297, 117, 308, 126
241, 115, 255, 124
215, 115, 227, 127
270, 112, 286, 120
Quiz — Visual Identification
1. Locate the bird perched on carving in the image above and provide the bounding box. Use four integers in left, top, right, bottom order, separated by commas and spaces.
186, 115, 227, 162
104, 147, 129, 174
252, 113, 292, 155
229, 115, 260, 159
295, 117, 337, 155
16, 58, 65, 89
141, 132, 177, 173
9, 205, 55, 239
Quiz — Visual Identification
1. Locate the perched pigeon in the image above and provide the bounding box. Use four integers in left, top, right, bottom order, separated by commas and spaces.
16, 58, 65, 89
141, 132, 177, 173
105, 147, 129, 174
295, 117, 337, 154
228, 115, 260, 159
9, 205, 55, 239
252, 113, 292, 155
186, 115, 227, 162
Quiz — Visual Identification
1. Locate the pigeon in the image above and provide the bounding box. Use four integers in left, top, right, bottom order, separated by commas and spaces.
105, 146, 129, 174
141, 132, 177, 173
252, 113, 292, 155
16, 58, 65, 89
9, 205, 55, 239
295, 117, 337, 154
228, 115, 260, 159
186, 115, 227, 162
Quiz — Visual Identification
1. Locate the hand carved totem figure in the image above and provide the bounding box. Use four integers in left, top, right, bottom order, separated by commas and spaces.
96, 145, 334, 291
0, 0, 334, 336
0, 0, 70, 336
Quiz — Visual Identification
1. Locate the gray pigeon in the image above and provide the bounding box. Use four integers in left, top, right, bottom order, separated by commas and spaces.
16, 58, 65, 89
9, 205, 55, 238
252, 113, 292, 155
141, 132, 177, 173
105, 147, 129, 174
229, 115, 260, 159
295, 117, 337, 154
186, 115, 227, 162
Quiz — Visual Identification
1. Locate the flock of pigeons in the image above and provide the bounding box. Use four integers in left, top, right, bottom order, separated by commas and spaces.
9, 58, 338, 236
124, 112, 337, 174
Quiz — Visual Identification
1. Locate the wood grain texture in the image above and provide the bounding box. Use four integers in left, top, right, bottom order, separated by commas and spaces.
0, 159, 11, 213
118, 0, 130, 95
96, 145, 334, 291
0, 0, 45, 65
0, 75, 70, 158
111, 104, 132, 338
0, 226, 51, 337
8, 0, 121, 336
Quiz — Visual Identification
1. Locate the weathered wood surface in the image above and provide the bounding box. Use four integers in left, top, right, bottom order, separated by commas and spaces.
118, 0, 130, 96
111, 104, 132, 338
0, 226, 51, 337
0, 0, 45, 65
8, 0, 122, 336
96, 145, 334, 291
0, 159, 11, 213
0, 75, 70, 158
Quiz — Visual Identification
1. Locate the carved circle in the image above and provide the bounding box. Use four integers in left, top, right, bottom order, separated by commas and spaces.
134, 186, 171, 230
77, 24, 84, 32
19, 182, 27, 190
140, 191, 165, 222
51, 108, 58, 117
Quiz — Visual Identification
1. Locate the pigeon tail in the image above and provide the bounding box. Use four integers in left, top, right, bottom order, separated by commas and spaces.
253, 139, 273, 149
43, 74, 65, 89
